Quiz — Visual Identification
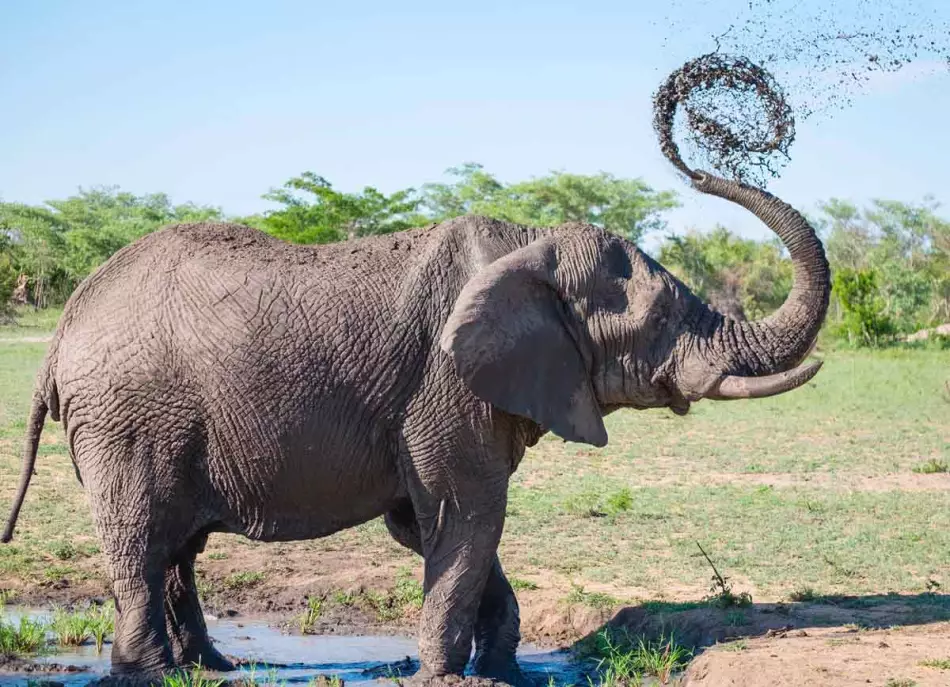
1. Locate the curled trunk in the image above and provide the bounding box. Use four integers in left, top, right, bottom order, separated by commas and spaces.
690, 172, 830, 392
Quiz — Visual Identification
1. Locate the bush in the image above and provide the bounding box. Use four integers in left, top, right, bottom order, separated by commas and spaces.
832, 268, 896, 347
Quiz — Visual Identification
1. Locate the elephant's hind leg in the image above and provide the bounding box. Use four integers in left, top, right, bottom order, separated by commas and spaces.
164, 531, 234, 671
76, 418, 204, 677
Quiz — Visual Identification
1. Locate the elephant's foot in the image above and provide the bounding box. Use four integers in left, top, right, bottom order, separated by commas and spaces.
176, 640, 235, 672
472, 657, 536, 687
405, 671, 517, 687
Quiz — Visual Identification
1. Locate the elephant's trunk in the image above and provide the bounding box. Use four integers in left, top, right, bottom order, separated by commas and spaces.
691, 172, 830, 396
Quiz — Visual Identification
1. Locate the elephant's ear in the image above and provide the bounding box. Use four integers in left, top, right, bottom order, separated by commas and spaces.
440, 238, 608, 447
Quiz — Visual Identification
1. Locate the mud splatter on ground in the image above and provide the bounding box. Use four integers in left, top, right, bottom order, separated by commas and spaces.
655, 0, 950, 184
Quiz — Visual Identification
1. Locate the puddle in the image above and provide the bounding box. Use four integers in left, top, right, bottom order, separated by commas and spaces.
0, 608, 585, 686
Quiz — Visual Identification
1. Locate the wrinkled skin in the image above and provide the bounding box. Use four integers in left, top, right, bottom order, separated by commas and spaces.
3, 172, 829, 684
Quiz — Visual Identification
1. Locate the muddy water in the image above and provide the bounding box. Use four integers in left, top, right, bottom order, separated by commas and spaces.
2, 608, 585, 686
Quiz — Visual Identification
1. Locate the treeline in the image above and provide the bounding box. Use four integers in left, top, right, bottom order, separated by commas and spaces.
1, 163, 947, 347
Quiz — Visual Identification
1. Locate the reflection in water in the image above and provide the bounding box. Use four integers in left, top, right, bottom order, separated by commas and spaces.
3, 608, 582, 686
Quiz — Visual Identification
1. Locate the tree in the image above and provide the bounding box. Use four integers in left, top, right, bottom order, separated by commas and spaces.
832, 268, 895, 346
419, 163, 679, 243
0, 187, 222, 306
657, 226, 792, 320
259, 172, 425, 244
816, 196, 950, 335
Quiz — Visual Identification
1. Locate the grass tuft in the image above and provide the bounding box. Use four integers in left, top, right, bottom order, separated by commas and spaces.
49, 602, 114, 652
161, 662, 227, 687
912, 459, 949, 474
920, 658, 950, 670
580, 628, 692, 685
50, 608, 91, 646
362, 567, 425, 622
223, 571, 265, 590
510, 577, 539, 591
0, 616, 48, 655
299, 595, 323, 634
564, 486, 634, 519
566, 584, 618, 612
789, 586, 819, 602
697, 543, 752, 609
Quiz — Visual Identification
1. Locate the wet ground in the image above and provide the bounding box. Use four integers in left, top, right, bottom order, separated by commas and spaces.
0, 608, 586, 686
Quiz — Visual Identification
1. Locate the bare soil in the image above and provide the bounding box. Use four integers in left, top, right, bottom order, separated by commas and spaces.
683, 622, 950, 686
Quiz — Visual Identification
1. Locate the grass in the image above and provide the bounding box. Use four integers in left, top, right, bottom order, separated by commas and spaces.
510, 576, 539, 591
566, 584, 619, 612
912, 458, 948, 474
0, 316, 948, 643
299, 595, 323, 633
0, 306, 62, 339
50, 607, 92, 646
579, 628, 692, 685
0, 616, 48, 655
920, 658, 950, 670
789, 586, 820, 602
361, 567, 425, 622
232, 665, 343, 687
49, 602, 114, 651
161, 662, 227, 687
223, 571, 265, 590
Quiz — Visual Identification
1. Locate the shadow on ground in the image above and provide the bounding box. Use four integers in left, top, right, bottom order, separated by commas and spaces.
573, 592, 950, 655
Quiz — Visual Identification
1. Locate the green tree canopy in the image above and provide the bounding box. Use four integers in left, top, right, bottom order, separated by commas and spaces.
419, 163, 679, 243
816, 196, 950, 334
257, 172, 425, 244
0, 187, 221, 306
657, 226, 792, 321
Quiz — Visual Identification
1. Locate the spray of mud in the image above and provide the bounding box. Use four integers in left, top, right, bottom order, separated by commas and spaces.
654, 0, 950, 185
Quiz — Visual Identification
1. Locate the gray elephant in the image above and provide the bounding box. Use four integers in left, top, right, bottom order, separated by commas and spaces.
2, 166, 828, 682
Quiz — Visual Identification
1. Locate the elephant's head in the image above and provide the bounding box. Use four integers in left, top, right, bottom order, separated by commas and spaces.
439, 170, 830, 448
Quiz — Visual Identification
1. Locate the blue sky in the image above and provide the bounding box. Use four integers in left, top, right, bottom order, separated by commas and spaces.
2, 0, 949, 249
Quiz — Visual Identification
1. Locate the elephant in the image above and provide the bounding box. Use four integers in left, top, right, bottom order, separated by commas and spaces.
1, 169, 829, 683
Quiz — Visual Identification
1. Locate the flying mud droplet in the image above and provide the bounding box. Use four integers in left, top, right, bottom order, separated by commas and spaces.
653, 53, 795, 187
653, 0, 950, 185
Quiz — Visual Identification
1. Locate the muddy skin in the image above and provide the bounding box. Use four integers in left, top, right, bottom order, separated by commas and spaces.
2, 57, 829, 682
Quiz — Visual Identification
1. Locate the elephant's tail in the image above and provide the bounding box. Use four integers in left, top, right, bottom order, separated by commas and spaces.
2, 394, 48, 543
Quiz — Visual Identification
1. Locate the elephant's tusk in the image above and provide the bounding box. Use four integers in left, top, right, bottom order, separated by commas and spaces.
708, 359, 823, 400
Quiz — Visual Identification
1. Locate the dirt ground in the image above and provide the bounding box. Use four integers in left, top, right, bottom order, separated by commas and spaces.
8, 546, 950, 687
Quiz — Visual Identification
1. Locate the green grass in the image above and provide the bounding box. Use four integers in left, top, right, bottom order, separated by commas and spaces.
0, 616, 48, 655
161, 663, 227, 687
49, 603, 114, 651
0, 306, 62, 339
920, 658, 950, 670
361, 567, 425, 622
223, 571, 265, 590
579, 629, 692, 685
50, 607, 92, 646
566, 584, 618, 612
299, 595, 323, 634
912, 458, 948, 474
509, 577, 539, 591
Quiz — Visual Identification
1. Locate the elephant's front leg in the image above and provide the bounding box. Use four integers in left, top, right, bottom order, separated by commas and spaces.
472, 557, 524, 684
413, 491, 507, 679
384, 502, 527, 684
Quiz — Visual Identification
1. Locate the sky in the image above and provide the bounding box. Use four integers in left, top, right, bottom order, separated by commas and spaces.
2, 0, 949, 250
